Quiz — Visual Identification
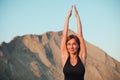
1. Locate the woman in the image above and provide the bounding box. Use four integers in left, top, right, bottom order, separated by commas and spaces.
61, 5, 87, 80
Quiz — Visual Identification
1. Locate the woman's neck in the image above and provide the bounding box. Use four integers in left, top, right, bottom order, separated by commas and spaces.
69, 53, 77, 59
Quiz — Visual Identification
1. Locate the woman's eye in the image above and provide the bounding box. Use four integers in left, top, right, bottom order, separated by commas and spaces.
73, 43, 77, 45
67, 43, 71, 45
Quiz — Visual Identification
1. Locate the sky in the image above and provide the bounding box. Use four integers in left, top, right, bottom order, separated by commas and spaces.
0, 0, 120, 61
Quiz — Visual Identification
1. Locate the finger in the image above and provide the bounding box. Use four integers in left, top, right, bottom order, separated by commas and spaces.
74, 5, 77, 12
74, 5, 78, 15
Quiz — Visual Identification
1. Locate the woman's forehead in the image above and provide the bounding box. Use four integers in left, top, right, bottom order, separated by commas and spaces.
67, 38, 76, 42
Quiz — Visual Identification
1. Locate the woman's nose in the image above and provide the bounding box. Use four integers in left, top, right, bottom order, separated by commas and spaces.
70, 44, 74, 48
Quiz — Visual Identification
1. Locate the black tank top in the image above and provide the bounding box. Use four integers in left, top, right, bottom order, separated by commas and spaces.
63, 56, 85, 80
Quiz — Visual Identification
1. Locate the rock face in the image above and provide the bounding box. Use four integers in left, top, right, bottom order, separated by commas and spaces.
0, 30, 120, 80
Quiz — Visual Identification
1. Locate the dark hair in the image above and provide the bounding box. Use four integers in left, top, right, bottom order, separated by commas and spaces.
66, 34, 80, 54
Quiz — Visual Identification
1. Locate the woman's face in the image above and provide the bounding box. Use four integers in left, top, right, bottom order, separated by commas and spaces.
67, 38, 79, 55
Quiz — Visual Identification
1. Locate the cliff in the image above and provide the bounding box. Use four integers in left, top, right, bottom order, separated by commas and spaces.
0, 30, 120, 80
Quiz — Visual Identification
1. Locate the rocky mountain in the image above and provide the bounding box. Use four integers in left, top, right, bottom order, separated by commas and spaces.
0, 30, 120, 80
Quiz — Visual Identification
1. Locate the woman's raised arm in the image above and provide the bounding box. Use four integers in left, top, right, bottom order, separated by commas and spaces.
60, 6, 72, 66
61, 6, 72, 54
74, 5, 87, 66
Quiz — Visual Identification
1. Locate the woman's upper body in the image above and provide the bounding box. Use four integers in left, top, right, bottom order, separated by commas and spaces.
61, 5, 87, 67
60, 5, 87, 80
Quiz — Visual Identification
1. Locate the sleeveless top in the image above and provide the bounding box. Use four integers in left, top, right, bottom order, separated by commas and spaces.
63, 56, 85, 80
